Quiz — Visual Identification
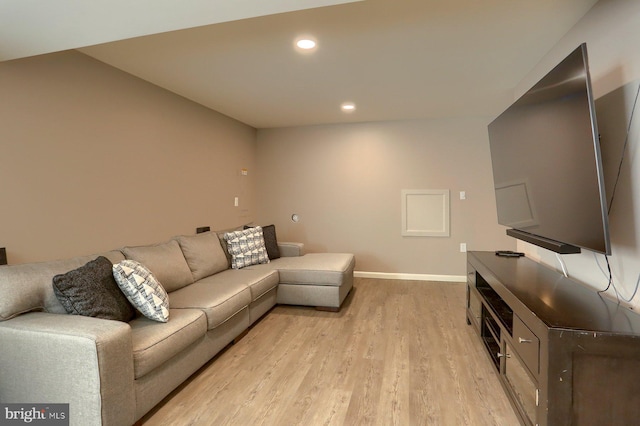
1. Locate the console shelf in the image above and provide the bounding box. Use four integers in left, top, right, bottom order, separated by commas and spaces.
466, 251, 640, 426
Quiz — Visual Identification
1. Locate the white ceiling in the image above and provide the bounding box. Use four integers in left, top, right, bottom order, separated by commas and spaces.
2, 0, 598, 129
0, 0, 361, 60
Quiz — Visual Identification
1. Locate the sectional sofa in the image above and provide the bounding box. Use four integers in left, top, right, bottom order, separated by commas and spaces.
0, 227, 355, 425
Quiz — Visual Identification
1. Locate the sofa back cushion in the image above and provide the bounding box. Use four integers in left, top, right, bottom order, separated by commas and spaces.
122, 240, 194, 293
0, 250, 125, 321
175, 232, 228, 281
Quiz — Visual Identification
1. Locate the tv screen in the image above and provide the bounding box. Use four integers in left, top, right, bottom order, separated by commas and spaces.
488, 43, 611, 255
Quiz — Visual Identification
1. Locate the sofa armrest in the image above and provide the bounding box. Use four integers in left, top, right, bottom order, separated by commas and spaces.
0, 312, 135, 426
278, 242, 305, 257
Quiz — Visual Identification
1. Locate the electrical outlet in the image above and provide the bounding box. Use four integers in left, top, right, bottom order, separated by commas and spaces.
460, 243, 467, 252
460, 191, 466, 200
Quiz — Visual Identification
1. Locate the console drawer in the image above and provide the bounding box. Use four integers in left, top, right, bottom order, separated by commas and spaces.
513, 315, 539, 377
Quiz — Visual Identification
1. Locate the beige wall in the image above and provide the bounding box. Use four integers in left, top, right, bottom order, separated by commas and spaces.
513, 1, 640, 309
0, 49, 513, 276
255, 119, 513, 276
0, 51, 256, 264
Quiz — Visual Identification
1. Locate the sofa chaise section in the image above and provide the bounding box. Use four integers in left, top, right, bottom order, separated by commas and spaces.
247, 252, 355, 310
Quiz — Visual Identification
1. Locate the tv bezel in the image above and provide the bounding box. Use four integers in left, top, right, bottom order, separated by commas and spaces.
488, 43, 611, 255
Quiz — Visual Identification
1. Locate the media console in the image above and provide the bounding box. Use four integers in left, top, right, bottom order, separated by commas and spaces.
466, 251, 640, 426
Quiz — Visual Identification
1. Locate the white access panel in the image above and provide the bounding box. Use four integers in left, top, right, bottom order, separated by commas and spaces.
401, 189, 450, 237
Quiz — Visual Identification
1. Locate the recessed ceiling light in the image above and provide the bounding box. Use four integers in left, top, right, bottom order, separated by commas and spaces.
296, 39, 316, 50
341, 102, 356, 112
294, 36, 318, 53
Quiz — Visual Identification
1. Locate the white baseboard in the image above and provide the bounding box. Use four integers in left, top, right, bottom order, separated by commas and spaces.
354, 271, 466, 283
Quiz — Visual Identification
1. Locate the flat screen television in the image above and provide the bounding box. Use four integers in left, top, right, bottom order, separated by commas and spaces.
487, 43, 611, 255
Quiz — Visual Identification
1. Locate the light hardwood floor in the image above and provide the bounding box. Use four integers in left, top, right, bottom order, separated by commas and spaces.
140, 278, 519, 425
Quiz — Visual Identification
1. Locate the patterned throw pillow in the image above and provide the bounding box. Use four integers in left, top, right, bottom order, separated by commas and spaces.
224, 226, 270, 269
112, 260, 169, 322
244, 224, 280, 260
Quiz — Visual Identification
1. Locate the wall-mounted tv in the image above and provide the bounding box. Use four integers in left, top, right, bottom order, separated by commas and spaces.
488, 43, 611, 255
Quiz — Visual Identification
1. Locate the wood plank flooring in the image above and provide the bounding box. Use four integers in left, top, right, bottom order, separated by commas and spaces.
140, 278, 519, 425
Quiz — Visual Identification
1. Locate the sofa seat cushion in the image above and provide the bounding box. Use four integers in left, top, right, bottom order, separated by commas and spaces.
247, 253, 355, 287
168, 271, 252, 330
235, 268, 280, 301
129, 308, 206, 379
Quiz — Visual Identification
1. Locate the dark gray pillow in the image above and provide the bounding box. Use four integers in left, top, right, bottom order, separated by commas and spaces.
52, 256, 135, 322
245, 224, 280, 260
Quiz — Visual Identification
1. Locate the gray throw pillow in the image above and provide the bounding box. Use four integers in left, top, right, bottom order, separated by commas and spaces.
52, 256, 136, 322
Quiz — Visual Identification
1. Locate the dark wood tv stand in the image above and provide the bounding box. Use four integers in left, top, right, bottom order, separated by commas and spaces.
466, 251, 640, 426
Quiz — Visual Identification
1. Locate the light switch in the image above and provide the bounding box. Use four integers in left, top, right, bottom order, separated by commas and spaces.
460, 191, 466, 200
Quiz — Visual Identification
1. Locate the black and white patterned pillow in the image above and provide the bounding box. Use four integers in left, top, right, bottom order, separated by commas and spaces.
224, 226, 270, 269
112, 260, 169, 322
244, 224, 280, 260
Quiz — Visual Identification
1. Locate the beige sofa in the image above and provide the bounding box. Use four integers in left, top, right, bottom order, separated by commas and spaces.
0, 230, 354, 425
